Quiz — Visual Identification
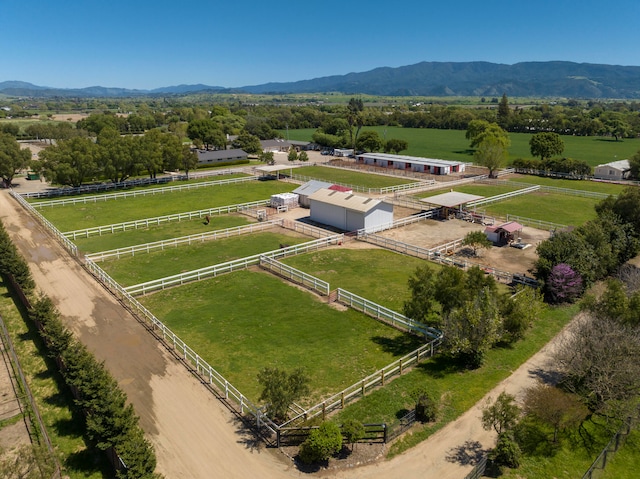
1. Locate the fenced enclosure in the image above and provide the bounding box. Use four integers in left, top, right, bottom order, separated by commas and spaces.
466, 185, 540, 208
28, 175, 256, 208
259, 256, 330, 296
85, 220, 285, 262
581, 413, 638, 479
63, 199, 272, 239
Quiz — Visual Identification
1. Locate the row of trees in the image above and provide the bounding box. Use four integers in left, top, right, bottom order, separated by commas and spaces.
38, 128, 198, 186
0, 222, 160, 478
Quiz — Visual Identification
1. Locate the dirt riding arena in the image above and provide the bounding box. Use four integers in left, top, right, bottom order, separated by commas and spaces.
378, 218, 550, 277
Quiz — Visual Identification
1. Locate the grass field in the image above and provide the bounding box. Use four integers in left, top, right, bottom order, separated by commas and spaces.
599, 427, 640, 479
294, 165, 418, 188
98, 230, 311, 286
282, 249, 428, 312
138, 269, 424, 402
0, 279, 111, 478
37, 180, 293, 231
286, 127, 640, 168
74, 214, 252, 254
419, 183, 523, 199
505, 174, 627, 195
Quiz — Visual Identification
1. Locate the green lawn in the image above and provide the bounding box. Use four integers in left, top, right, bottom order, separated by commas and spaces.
506, 174, 628, 195
287, 127, 640, 168
282, 249, 428, 311
0, 279, 111, 478
419, 183, 523, 199
38, 180, 293, 231
99, 230, 311, 286
599, 427, 640, 479
294, 165, 418, 189
75, 214, 252, 254
482, 192, 600, 226
138, 269, 424, 403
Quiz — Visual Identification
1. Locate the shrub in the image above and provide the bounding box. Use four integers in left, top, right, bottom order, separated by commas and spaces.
298, 422, 343, 465
489, 432, 522, 469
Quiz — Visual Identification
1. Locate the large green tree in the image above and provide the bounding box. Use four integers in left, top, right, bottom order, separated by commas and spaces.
0, 132, 31, 187
356, 130, 384, 152
40, 136, 99, 187
346, 97, 364, 150
529, 132, 564, 161
257, 367, 310, 421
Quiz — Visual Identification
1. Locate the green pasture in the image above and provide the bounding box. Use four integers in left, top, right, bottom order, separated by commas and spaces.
0, 279, 111, 478
138, 269, 424, 403
287, 127, 640, 167
282, 249, 427, 312
501, 415, 622, 479
333, 304, 578, 457
75, 214, 252, 254
293, 165, 418, 188
481, 191, 599, 227
99, 230, 311, 286
37, 180, 293, 231
505, 174, 627, 196
599, 428, 640, 479
419, 183, 523, 200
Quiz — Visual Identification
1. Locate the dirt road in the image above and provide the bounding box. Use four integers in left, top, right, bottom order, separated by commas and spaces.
0, 188, 571, 479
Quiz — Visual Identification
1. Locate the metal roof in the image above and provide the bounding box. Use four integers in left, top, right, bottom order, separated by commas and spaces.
292, 180, 333, 196
254, 164, 303, 173
596, 159, 630, 171
357, 152, 465, 167
420, 191, 484, 208
308, 188, 384, 213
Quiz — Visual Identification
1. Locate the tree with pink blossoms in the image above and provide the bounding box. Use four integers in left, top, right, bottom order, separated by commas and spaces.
547, 263, 583, 303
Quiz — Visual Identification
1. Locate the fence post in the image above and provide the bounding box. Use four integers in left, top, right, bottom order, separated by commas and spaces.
399, 359, 403, 375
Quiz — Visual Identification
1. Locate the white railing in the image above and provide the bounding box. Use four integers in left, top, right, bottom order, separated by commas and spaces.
259, 256, 330, 296
29, 176, 257, 208
9, 192, 78, 256
466, 185, 540, 208
478, 178, 613, 199
123, 235, 344, 295
336, 289, 441, 339
85, 220, 285, 262
506, 214, 568, 230
63, 199, 272, 239
285, 220, 336, 238
285, 173, 420, 195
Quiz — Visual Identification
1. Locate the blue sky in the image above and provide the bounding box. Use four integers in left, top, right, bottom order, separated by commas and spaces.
3, 0, 639, 90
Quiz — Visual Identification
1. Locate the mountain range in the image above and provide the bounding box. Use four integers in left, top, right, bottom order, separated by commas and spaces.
2, 61, 640, 99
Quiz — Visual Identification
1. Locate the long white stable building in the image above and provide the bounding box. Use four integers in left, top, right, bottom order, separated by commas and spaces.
356, 153, 466, 175
308, 188, 393, 232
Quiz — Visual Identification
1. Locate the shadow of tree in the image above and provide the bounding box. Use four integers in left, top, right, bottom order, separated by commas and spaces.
445, 440, 490, 465
370, 335, 424, 357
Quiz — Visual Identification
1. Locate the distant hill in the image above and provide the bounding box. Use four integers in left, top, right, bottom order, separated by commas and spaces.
3, 61, 640, 98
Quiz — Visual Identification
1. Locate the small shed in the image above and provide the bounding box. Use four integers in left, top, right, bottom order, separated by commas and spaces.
308, 188, 393, 232
270, 193, 299, 210
594, 159, 631, 181
484, 221, 523, 245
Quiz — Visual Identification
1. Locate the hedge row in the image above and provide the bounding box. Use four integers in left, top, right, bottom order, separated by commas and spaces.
0, 221, 161, 479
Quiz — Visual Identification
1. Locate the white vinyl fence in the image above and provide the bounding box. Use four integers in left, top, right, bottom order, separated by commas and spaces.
259, 256, 330, 296
86, 220, 285, 262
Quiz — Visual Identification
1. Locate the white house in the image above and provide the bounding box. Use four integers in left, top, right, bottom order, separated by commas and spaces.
308, 188, 393, 232
593, 159, 631, 181
356, 153, 466, 175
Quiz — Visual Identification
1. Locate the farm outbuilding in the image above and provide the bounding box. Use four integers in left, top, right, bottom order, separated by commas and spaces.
308, 188, 393, 232
195, 148, 248, 165
420, 191, 484, 219
484, 221, 524, 246
593, 159, 631, 181
292, 180, 333, 207
356, 153, 466, 175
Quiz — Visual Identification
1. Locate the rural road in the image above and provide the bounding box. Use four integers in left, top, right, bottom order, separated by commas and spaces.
0, 185, 567, 479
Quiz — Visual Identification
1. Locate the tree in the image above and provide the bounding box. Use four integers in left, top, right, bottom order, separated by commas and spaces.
287, 146, 298, 162
257, 367, 310, 421
462, 230, 492, 256
501, 287, 545, 342
553, 314, 640, 419
522, 384, 588, 443
497, 93, 510, 129
0, 132, 31, 187
481, 392, 520, 435
356, 130, 384, 152
232, 131, 262, 155
403, 265, 442, 328
411, 388, 438, 422
298, 150, 309, 162
258, 150, 275, 165
529, 132, 564, 162
40, 136, 99, 187
341, 419, 365, 451
443, 289, 502, 368
346, 97, 364, 150
489, 432, 522, 470
596, 186, 640, 237
546, 263, 583, 303
474, 135, 509, 178
384, 138, 408, 154
298, 421, 343, 464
